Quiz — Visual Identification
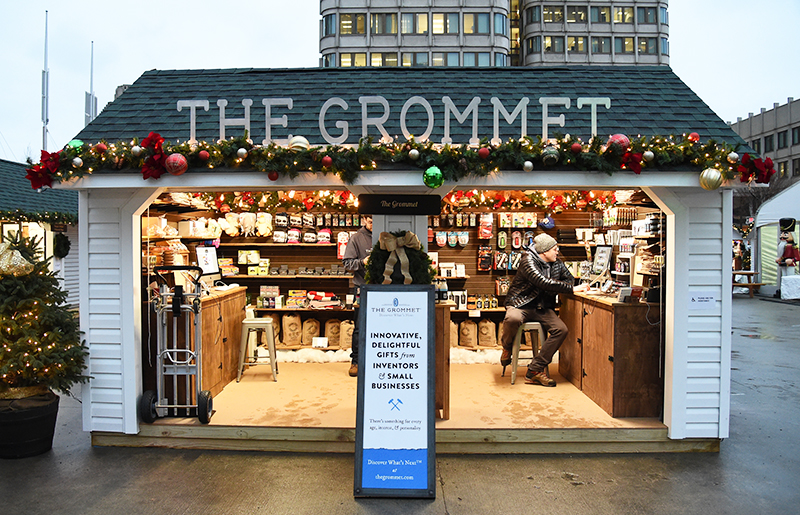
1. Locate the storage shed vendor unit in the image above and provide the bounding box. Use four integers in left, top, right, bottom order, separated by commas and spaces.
48, 66, 749, 449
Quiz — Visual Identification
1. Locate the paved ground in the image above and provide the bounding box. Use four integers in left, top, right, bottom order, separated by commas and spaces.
2, 295, 798, 514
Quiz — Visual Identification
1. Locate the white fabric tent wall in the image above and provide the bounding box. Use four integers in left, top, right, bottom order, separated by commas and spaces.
753, 182, 800, 294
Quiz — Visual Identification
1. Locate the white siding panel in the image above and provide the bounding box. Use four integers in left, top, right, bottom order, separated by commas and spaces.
89, 357, 123, 374
90, 419, 126, 432
91, 404, 125, 419
686, 346, 722, 362
688, 254, 724, 270
89, 298, 122, 314
88, 389, 123, 404
87, 223, 121, 239
63, 225, 80, 308
88, 342, 123, 359
685, 392, 721, 408
686, 377, 721, 393
688, 207, 722, 223
684, 423, 721, 438
687, 362, 722, 377
687, 316, 722, 332
686, 408, 720, 423
88, 313, 122, 330
88, 254, 121, 270
689, 223, 724, 239
88, 238, 121, 253
687, 239, 721, 255
88, 208, 121, 223
688, 270, 722, 285
89, 373, 124, 390
89, 284, 123, 299
88, 268, 121, 285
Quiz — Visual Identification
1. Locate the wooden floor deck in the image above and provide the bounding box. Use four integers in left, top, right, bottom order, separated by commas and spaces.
92, 360, 719, 454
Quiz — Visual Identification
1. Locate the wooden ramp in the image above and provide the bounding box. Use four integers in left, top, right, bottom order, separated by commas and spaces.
93, 361, 719, 454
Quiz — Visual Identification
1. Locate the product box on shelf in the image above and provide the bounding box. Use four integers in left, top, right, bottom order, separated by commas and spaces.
238, 250, 260, 265
260, 285, 280, 297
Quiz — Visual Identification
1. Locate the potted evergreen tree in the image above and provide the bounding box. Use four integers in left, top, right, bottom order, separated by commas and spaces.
0, 236, 88, 458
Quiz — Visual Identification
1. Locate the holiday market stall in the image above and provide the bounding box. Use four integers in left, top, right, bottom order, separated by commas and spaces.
27, 66, 761, 453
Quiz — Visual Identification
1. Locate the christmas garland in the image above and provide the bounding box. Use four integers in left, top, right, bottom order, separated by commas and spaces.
0, 209, 77, 225
24, 131, 762, 191
365, 231, 435, 285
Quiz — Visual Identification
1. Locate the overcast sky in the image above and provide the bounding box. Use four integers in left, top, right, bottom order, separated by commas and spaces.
1, 0, 798, 164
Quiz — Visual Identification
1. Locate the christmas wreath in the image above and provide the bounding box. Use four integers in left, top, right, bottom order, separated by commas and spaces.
53, 233, 71, 259
365, 230, 435, 285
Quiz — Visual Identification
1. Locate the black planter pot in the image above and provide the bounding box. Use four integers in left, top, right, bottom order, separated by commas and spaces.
0, 391, 60, 459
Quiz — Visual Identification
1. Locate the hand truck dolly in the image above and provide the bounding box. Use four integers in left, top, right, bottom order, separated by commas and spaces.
139, 265, 213, 424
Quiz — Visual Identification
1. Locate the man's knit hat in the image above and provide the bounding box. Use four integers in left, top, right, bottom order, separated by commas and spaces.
533, 233, 557, 254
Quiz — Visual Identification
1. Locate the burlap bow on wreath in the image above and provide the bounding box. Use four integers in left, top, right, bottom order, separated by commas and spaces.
0, 242, 33, 276
378, 231, 422, 284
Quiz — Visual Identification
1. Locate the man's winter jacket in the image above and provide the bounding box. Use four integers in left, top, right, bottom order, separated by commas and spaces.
504, 245, 575, 310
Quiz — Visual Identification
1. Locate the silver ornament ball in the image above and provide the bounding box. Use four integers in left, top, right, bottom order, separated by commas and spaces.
72, 157, 83, 168
523, 160, 534, 172
237, 148, 248, 159
131, 145, 142, 156
727, 152, 739, 164
643, 150, 655, 162
409, 148, 420, 160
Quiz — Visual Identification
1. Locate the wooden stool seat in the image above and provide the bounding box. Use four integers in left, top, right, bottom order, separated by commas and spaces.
237, 318, 278, 382
510, 322, 546, 385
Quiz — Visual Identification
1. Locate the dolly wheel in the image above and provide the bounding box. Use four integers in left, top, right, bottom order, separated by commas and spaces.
198, 390, 213, 424
140, 390, 158, 423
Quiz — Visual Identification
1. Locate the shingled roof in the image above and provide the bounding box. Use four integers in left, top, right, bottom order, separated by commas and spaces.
0, 158, 78, 216
75, 66, 746, 148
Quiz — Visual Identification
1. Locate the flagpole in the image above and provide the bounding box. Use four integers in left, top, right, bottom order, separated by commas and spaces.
41, 10, 49, 151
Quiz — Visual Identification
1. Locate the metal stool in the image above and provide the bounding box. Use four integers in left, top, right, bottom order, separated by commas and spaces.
237, 317, 278, 382
509, 322, 546, 385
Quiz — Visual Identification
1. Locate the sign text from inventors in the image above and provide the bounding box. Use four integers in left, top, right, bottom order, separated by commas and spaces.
176, 95, 612, 146
354, 285, 435, 498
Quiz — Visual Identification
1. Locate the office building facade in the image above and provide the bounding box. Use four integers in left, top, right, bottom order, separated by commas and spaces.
319, 1, 670, 68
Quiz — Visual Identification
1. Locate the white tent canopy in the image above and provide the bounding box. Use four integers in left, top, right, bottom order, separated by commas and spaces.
755, 181, 800, 228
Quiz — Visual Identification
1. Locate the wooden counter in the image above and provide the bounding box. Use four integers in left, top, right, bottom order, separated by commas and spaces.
199, 287, 247, 396
435, 303, 452, 420
559, 292, 664, 418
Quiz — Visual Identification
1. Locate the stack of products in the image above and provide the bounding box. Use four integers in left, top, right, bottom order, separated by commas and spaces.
286, 290, 307, 309
306, 291, 341, 309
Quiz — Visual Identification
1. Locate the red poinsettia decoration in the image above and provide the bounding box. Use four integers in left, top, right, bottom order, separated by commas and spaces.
548, 195, 567, 212
24, 149, 62, 189
738, 153, 776, 184
621, 152, 643, 174
140, 132, 166, 180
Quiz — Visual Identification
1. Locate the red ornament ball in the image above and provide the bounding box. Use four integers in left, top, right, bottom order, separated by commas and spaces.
570, 142, 582, 154
94, 142, 108, 154
478, 147, 490, 159
268, 171, 279, 181
165, 153, 188, 175
607, 134, 630, 150
321, 155, 333, 168
198, 150, 210, 161
688, 132, 700, 143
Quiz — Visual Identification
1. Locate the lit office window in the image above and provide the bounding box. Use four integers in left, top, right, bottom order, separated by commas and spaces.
544, 36, 565, 53
526, 36, 542, 53
614, 37, 634, 53
568, 36, 587, 52
432, 13, 459, 34
591, 7, 611, 23
340, 14, 366, 35
401, 13, 428, 34
495, 13, 508, 36
371, 52, 398, 67
402, 52, 428, 67
543, 6, 564, 23
464, 13, 490, 34
592, 36, 611, 53
639, 37, 657, 54
340, 53, 367, 67
638, 7, 657, 24
526, 6, 541, 24
614, 7, 634, 24
323, 14, 336, 37
567, 7, 587, 23
779, 161, 788, 177
432, 52, 459, 66
371, 13, 398, 34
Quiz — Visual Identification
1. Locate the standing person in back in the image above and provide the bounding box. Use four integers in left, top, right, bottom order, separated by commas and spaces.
342, 215, 372, 376
499, 233, 588, 386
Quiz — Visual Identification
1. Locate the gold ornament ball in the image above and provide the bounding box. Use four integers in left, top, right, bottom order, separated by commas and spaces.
289, 136, 310, 150
699, 168, 723, 190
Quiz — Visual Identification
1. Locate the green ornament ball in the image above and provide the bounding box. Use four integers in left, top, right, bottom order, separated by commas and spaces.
67, 139, 84, 149
423, 166, 444, 189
